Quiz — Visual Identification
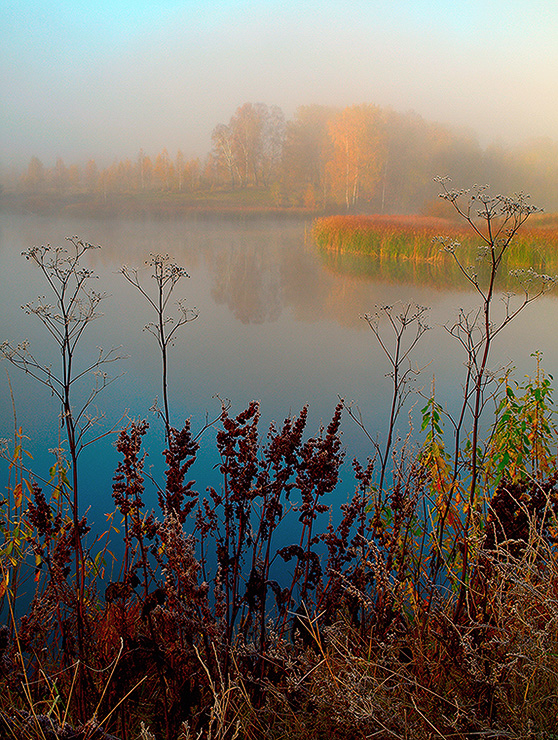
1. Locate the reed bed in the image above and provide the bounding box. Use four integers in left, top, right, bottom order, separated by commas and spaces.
312, 214, 558, 284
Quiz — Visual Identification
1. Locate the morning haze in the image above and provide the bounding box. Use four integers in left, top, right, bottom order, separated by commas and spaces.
5, 2, 558, 735
2, 0, 558, 169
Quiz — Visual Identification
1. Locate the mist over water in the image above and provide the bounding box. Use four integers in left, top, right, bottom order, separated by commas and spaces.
2, 212, 557, 530
3, 4, 558, 727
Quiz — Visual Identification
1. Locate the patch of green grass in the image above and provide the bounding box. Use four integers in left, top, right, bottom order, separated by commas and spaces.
313, 213, 558, 289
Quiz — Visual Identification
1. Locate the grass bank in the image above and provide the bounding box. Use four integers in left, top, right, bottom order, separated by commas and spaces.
312, 213, 558, 288
0, 189, 317, 219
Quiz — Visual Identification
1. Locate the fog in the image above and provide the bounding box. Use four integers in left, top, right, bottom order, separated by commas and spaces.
2, 0, 558, 168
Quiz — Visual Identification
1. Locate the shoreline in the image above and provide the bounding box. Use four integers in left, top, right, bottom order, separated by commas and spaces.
0, 191, 323, 220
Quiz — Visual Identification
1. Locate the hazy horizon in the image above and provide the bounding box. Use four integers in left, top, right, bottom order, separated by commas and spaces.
2, 0, 558, 169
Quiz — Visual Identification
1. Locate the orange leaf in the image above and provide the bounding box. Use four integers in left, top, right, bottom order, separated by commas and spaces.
13, 483, 23, 508
0, 572, 9, 599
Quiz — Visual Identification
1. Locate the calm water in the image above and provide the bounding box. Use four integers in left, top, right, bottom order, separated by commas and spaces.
1, 211, 557, 528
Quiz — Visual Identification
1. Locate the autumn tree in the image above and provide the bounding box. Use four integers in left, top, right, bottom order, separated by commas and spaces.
231, 102, 264, 186
258, 103, 286, 186
67, 163, 81, 192
211, 103, 286, 189
181, 154, 201, 192
172, 150, 199, 192
137, 149, 153, 191
52, 157, 69, 194
126, 158, 138, 191
211, 123, 239, 187
282, 104, 337, 206
369, 110, 484, 213
97, 162, 115, 201
84, 159, 98, 193
153, 148, 174, 191
21, 156, 45, 193
327, 104, 386, 210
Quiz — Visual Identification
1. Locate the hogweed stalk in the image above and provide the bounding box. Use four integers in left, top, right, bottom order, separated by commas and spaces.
1, 237, 125, 716
121, 254, 198, 442
434, 179, 556, 618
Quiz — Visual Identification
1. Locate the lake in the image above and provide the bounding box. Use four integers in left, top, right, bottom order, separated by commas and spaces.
1, 211, 557, 531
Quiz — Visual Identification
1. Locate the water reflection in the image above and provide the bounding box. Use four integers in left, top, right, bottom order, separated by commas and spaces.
317, 242, 558, 296
209, 243, 282, 324
1, 212, 557, 530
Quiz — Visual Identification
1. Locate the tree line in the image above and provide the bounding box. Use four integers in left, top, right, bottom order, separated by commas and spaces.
6, 102, 558, 212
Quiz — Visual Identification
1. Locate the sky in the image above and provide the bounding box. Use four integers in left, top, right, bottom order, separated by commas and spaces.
2, 0, 558, 168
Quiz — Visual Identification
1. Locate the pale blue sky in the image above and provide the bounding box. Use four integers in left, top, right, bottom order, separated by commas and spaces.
2, 0, 557, 167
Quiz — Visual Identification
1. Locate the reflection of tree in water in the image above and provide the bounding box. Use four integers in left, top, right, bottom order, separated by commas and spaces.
208, 242, 282, 324
51, 216, 447, 328
281, 241, 417, 329
206, 230, 419, 328
280, 245, 336, 321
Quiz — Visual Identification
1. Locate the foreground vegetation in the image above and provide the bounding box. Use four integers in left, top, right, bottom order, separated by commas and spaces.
2, 183, 558, 739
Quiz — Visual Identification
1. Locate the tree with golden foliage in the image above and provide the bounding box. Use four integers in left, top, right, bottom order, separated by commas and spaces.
327, 104, 386, 209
